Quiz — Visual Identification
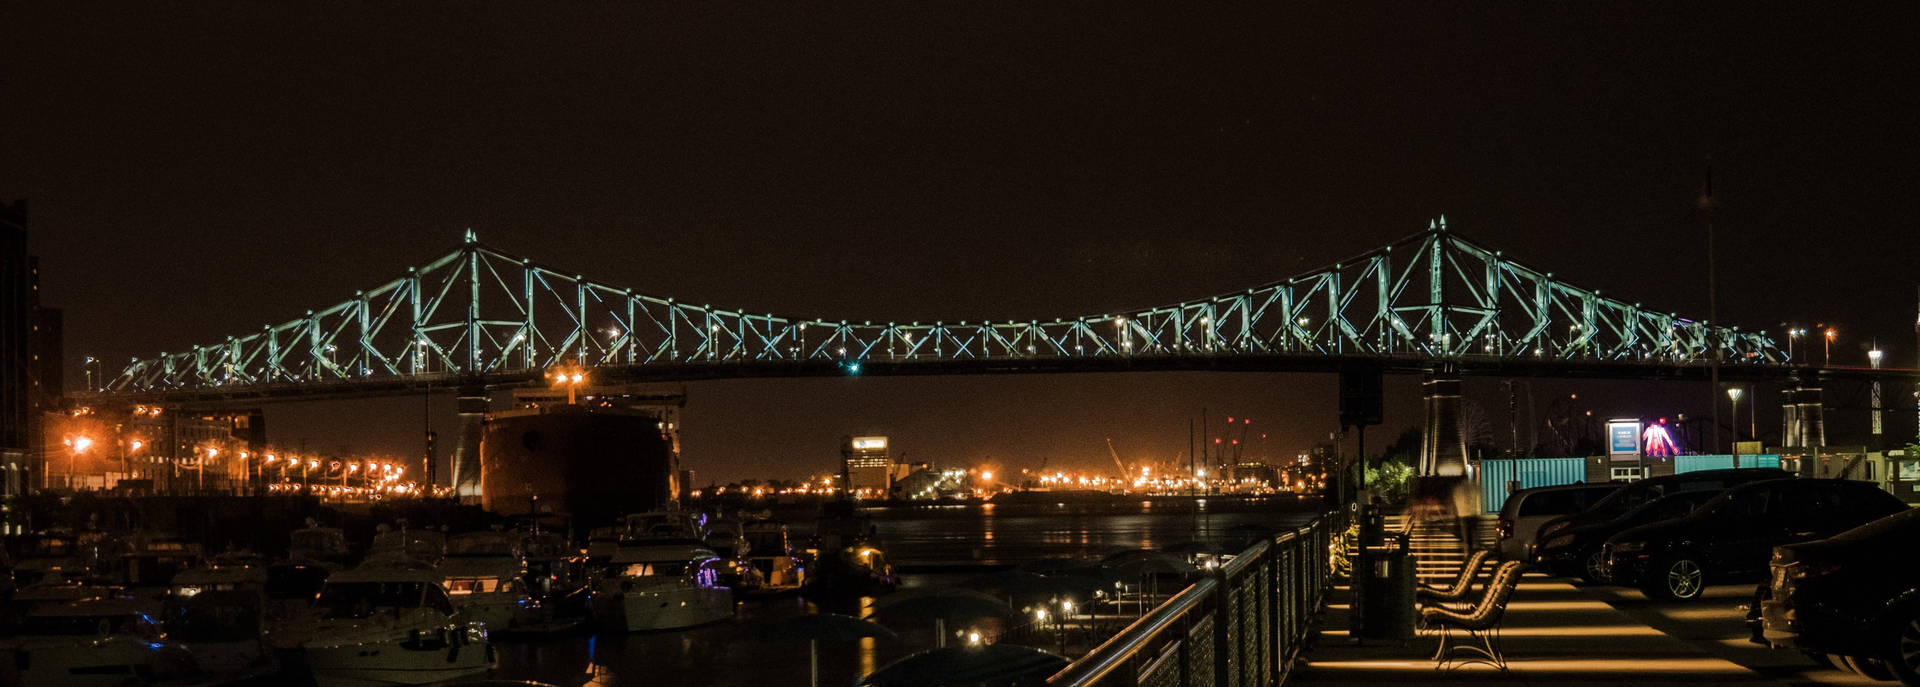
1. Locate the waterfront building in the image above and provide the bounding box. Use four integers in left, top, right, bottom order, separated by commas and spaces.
841, 435, 892, 496
2, 200, 62, 513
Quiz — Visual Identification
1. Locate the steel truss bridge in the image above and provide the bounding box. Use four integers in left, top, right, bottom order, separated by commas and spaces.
96, 220, 1815, 404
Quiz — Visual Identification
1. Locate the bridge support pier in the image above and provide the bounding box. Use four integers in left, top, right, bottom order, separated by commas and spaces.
451, 388, 488, 503
1780, 385, 1826, 477
1780, 386, 1825, 450
1420, 376, 1469, 477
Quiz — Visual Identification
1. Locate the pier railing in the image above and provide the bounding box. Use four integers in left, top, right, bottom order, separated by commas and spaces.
1047, 512, 1340, 687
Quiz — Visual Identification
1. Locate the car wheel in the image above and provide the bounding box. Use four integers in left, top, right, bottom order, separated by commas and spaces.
1642, 556, 1707, 601
1890, 608, 1920, 686
1842, 655, 1895, 681
1580, 548, 1606, 583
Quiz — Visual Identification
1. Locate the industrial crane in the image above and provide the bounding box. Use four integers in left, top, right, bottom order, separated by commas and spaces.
1104, 437, 1129, 478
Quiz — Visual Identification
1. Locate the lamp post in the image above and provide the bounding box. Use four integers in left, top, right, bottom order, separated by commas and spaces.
1726, 387, 1744, 468
551, 368, 587, 405
1869, 346, 1884, 445
1824, 328, 1836, 366
66, 435, 94, 491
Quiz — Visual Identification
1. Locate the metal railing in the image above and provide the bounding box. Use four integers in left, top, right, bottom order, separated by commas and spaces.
1048, 513, 1341, 687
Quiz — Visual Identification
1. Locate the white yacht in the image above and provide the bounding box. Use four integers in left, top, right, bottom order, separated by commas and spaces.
589, 542, 734, 632
292, 561, 493, 686
440, 532, 533, 633
0, 597, 201, 687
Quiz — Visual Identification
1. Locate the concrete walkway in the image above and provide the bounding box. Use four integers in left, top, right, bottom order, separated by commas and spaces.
1286, 515, 1871, 687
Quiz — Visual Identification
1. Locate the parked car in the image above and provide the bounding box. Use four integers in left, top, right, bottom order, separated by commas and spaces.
1531, 468, 1792, 553
1602, 479, 1907, 601
1533, 489, 1722, 581
1757, 507, 1920, 685
1495, 483, 1621, 561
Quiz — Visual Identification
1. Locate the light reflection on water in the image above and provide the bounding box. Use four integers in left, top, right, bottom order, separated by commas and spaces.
494, 497, 1319, 687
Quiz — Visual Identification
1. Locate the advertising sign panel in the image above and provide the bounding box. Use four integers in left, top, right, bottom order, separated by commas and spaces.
1608, 419, 1642, 456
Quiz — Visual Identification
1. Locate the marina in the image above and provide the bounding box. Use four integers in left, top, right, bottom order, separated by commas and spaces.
1, 494, 1323, 686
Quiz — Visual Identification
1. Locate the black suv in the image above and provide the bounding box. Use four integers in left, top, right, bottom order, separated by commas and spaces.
1532, 468, 1791, 554
1760, 507, 1920, 685
1601, 479, 1907, 601
1534, 489, 1722, 581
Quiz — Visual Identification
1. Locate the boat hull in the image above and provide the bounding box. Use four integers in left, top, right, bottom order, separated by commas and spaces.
591, 585, 733, 632
303, 630, 492, 687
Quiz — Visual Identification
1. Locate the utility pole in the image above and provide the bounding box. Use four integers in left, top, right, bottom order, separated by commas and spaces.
1700, 165, 1723, 456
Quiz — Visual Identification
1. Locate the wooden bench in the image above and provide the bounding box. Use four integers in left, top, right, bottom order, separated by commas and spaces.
1416, 548, 1493, 608
1420, 560, 1525, 671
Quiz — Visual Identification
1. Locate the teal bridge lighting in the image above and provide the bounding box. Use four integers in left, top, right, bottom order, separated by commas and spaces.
94, 219, 1793, 402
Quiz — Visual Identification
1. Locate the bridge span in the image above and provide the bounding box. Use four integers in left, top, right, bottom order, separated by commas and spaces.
82, 218, 1856, 407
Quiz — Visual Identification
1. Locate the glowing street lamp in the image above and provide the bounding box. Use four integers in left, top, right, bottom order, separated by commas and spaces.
1727, 387, 1744, 467
550, 367, 588, 404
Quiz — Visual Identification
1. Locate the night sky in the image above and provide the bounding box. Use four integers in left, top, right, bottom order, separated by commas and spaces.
5, 3, 1917, 484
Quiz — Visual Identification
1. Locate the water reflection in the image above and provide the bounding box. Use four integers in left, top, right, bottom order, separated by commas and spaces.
495, 497, 1317, 686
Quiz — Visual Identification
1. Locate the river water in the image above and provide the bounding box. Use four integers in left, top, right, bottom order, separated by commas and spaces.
493, 495, 1324, 687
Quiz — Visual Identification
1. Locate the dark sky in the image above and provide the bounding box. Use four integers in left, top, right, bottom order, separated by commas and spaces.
5, 3, 1917, 483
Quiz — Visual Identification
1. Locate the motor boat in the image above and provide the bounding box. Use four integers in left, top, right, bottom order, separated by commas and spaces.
703, 519, 763, 590
589, 542, 733, 632
289, 559, 493, 686
584, 525, 622, 568
440, 532, 536, 633
0, 597, 201, 687
619, 511, 706, 542
165, 553, 280, 678
704, 520, 750, 559
804, 501, 897, 596
515, 529, 591, 633
740, 519, 808, 595
264, 561, 332, 620
288, 522, 353, 570
3, 574, 116, 631
369, 523, 447, 567
113, 536, 202, 597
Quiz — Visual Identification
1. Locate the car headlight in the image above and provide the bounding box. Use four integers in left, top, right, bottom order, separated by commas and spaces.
1539, 521, 1570, 539
1611, 541, 1645, 553
1542, 534, 1574, 550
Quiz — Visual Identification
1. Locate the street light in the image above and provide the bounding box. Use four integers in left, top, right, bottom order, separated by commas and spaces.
1727, 387, 1744, 467
550, 367, 588, 405
1824, 328, 1836, 365
1869, 346, 1885, 441
64, 435, 94, 490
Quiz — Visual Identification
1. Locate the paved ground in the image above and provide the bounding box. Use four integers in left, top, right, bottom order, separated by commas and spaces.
1287, 517, 1878, 686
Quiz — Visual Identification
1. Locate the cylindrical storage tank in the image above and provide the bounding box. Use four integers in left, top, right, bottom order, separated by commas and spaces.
481, 405, 676, 528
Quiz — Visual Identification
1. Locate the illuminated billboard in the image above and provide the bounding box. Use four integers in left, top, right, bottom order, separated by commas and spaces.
850, 437, 888, 451
1607, 419, 1641, 456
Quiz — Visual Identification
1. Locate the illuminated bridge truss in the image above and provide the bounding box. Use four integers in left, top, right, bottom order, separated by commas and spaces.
102, 221, 1786, 400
